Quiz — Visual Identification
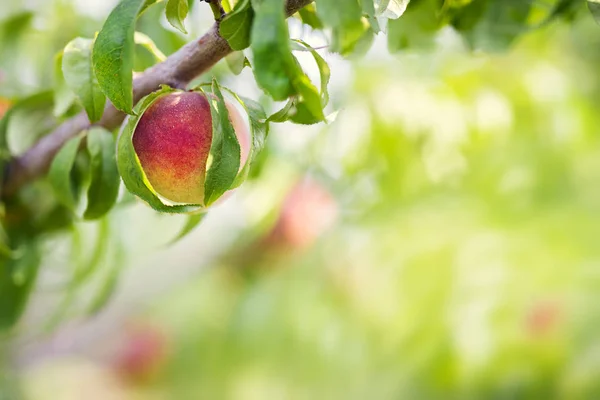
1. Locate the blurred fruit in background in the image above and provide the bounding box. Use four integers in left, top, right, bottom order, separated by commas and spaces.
113, 321, 169, 385
525, 298, 563, 339
263, 177, 337, 252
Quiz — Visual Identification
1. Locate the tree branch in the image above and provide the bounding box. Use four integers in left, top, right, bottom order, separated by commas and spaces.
2, 0, 313, 197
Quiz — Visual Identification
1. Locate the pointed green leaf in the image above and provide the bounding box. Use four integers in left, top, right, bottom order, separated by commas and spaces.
589, 0, 600, 24
250, 0, 298, 100
298, 3, 323, 29
48, 134, 84, 210
267, 99, 294, 123
225, 93, 267, 188
387, 0, 440, 52
168, 212, 206, 245
449, 0, 532, 51
166, 0, 189, 34
63, 38, 106, 123
87, 266, 120, 315
361, 0, 380, 32
53, 51, 77, 117
5, 91, 55, 155
202, 80, 241, 205
304, 44, 330, 107
376, 0, 410, 19
266, 41, 330, 125
0, 240, 41, 331
226, 51, 251, 75
134, 31, 167, 62
86, 226, 125, 316
84, 128, 120, 220
291, 73, 324, 123
315, 0, 366, 54
92, 0, 159, 114
220, 0, 253, 50
74, 218, 110, 285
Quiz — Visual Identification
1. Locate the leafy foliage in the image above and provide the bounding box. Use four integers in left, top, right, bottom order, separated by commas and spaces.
92, 0, 159, 114
201, 80, 241, 206
48, 134, 84, 210
62, 38, 106, 122
220, 0, 254, 50
0, 240, 40, 331
165, 0, 190, 34
83, 127, 120, 220
250, 0, 298, 100
0, 0, 592, 333
315, 0, 366, 54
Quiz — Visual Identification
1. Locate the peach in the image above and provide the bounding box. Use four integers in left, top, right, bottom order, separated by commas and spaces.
265, 179, 338, 250
132, 91, 249, 204
114, 321, 168, 383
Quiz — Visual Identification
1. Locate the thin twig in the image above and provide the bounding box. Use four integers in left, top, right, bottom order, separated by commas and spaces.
205, 0, 226, 21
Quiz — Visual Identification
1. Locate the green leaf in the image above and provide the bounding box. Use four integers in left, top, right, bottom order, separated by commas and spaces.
117, 86, 201, 213
4, 91, 55, 155
267, 99, 294, 123
87, 228, 125, 316
168, 212, 206, 244
298, 3, 324, 29
387, 0, 440, 52
202, 80, 241, 205
361, 0, 380, 32
134, 31, 167, 62
225, 93, 268, 188
48, 134, 84, 210
74, 218, 110, 285
250, 0, 298, 100
293, 39, 331, 106
220, 0, 254, 50
43, 220, 110, 329
84, 128, 120, 220
226, 51, 251, 75
315, 0, 366, 54
550, 0, 580, 21
362, 0, 376, 17
63, 38, 107, 123
0, 240, 41, 331
266, 41, 330, 125
291, 73, 325, 123
589, 0, 600, 24
92, 0, 159, 114
450, 0, 532, 51
166, 0, 189, 34
53, 51, 77, 117
87, 265, 120, 315
0, 12, 34, 68
376, 0, 410, 19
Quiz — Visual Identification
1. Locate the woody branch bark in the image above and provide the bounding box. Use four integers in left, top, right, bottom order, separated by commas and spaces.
2, 0, 313, 197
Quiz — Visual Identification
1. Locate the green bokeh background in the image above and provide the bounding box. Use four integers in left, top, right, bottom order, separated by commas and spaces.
3, 0, 600, 399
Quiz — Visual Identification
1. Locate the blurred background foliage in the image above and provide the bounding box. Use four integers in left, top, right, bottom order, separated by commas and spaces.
3, 0, 600, 399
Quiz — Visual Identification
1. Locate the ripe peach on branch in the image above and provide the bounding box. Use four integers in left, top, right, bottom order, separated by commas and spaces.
117, 82, 264, 213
